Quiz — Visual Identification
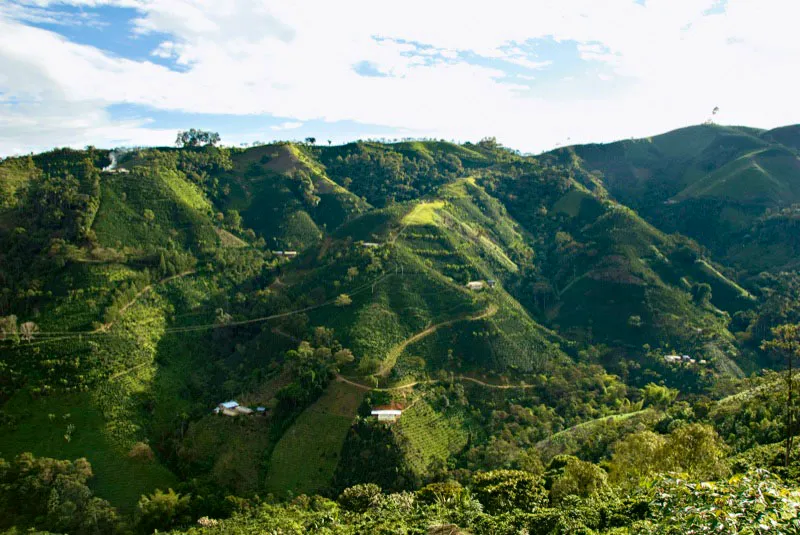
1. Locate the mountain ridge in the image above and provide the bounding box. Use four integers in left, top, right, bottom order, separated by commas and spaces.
1, 124, 799, 533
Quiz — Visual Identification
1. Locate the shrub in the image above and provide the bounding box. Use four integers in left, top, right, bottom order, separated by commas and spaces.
418, 481, 466, 504
128, 442, 155, 462
471, 470, 548, 514
549, 458, 610, 505
338, 483, 382, 512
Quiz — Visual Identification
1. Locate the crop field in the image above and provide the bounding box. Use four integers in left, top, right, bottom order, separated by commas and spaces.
392, 400, 468, 477
265, 381, 365, 494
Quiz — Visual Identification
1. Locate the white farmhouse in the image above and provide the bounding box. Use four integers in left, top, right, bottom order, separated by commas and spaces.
371, 409, 402, 422
217, 400, 240, 417
371, 404, 404, 422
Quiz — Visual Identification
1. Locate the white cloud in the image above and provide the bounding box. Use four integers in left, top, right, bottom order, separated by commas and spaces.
271, 121, 303, 131
0, 0, 800, 154
0, 98, 175, 154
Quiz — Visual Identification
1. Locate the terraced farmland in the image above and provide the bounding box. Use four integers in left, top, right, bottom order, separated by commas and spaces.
392, 400, 468, 477
265, 381, 365, 494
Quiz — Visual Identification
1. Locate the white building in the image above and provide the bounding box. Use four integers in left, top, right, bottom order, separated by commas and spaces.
217, 400, 239, 416
273, 251, 298, 258
466, 281, 485, 291
371, 409, 403, 422
215, 400, 259, 417
664, 355, 682, 364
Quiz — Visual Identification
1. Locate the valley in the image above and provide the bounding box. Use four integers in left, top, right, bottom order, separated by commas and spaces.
1, 126, 800, 533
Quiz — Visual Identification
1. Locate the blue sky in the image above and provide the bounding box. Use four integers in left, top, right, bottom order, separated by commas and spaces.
1, 0, 798, 155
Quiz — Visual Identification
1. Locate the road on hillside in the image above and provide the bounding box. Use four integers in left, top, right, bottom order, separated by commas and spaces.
334, 371, 538, 392
96, 270, 196, 333
375, 304, 498, 378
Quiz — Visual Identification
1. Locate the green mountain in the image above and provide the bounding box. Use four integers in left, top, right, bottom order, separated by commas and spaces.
559, 123, 800, 272
1, 128, 800, 534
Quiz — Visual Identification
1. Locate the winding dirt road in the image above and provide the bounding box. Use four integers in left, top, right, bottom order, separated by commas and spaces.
95, 270, 196, 333
334, 372, 536, 392
376, 304, 498, 378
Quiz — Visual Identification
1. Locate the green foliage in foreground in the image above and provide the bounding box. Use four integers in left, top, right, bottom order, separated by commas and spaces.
0, 453, 122, 534
155, 469, 800, 535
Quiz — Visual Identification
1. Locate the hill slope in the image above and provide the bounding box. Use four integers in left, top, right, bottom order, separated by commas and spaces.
0, 130, 795, 517
559, 123, 800, 273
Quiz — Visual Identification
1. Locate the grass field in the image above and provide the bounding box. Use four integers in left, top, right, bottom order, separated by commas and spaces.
403, 201, 445, 226
265, 381, 364, 494
0, 391, 177, 513
215, 228, 247, 248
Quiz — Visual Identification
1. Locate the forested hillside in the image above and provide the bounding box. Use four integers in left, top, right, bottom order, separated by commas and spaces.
2, 126, 800, 534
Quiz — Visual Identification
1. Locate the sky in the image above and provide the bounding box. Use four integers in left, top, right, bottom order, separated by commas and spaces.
1, 0, 799, 156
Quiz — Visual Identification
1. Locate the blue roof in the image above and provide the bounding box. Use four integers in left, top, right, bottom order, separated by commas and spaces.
220, 401, 239, 409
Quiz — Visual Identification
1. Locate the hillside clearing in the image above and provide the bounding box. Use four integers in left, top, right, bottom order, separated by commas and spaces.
402, 201, 445, 226
265, 381, 365, 494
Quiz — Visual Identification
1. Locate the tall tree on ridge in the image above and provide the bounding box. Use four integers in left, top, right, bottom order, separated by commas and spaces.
762, 323, 800, 466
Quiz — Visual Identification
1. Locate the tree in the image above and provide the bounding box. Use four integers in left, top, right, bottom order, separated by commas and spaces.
225, 209, 242, 230
136, 488, 191, 533
313, 326, 335, 347
691, 283, 712, 305
19, 321, 38, 341
339, 483, 381, 512
334, 348, 355, 366
335, 294, 352, 307
762, 323, 800, 466
608, 431, 667, 489
305, 137, 317, 145
477, 137, 499, 150
641, 383, 678, 409
665, 423, 728, 478
471, 470, 547, 514
214, 308, 232, 326
0, 314, 18, 341
175, 129, 221, 148
549, 458, 610, 504
0, 453, 122, 534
